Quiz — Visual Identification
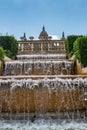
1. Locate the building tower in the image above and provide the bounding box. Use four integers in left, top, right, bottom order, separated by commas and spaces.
61, 31, 65, 40
38, 26, 49, 40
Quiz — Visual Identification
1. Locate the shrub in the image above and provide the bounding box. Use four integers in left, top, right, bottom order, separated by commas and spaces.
0, 36, 18, 58
65, 35, 82, 57
0, 47, 5, 61
74, 36, 87, 67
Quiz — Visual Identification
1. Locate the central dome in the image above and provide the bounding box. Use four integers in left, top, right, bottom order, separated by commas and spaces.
38, 26, 48, 40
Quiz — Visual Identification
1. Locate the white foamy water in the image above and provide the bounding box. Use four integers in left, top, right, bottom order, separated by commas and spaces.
4, 60, 74, 75
0, 78, 87, 90
0, 120, 87, 130
16, 54, 66, 60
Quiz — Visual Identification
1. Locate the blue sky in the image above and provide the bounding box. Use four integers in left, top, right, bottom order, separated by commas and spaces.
0, 0, 87, 40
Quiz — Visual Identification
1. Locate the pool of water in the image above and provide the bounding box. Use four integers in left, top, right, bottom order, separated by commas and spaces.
0, 119, 87, 130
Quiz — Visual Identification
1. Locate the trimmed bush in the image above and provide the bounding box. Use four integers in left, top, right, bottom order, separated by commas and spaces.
0, 36, 18, 58
74, 36, 87, 67
65, 35, 82, 57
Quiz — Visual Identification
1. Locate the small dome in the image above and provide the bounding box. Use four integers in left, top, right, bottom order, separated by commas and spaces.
38, 26, 48, 40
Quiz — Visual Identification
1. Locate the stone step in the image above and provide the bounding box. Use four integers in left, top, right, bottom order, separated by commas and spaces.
0, 75, 87, 80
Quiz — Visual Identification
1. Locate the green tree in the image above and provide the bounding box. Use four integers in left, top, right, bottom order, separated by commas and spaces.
74, 36, 87, 67
0, 36, 18, 58
65, 35, 82, 57
0, 47, 5, 61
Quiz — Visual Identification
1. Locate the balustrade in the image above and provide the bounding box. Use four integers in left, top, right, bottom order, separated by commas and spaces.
18, 40, 65, 54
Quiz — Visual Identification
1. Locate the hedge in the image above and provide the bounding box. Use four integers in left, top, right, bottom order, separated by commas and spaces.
65, 35, 82, 57
74, 36, 87, 67
0, 36, 18, 58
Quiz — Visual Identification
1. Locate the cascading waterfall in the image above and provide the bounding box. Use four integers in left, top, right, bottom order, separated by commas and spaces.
4, 60, 75, 75
0, 77, 87, 121
1, 53, 87, 130
16, 54, 67, 60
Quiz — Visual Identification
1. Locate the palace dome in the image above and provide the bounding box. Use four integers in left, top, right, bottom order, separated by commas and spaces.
38, 26, 48, 40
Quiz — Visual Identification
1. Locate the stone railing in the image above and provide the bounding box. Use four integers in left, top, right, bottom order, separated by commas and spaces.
18, 40, 66, 54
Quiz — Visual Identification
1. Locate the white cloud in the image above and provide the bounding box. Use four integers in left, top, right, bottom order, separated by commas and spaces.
51, 35, 59, 40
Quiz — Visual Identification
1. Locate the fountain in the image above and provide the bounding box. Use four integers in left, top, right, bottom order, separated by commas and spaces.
1, 53, 87, 121
0, 77, 87, 112
0, 29, 87, 130
4, 60, 75, 75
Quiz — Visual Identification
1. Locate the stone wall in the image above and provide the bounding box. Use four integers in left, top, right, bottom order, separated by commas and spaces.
76, 60, 87, 75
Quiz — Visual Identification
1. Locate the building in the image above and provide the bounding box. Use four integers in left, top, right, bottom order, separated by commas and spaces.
18, 26, 65, 54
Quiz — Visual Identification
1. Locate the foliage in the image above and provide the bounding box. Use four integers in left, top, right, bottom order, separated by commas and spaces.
0, 36, 18, 58
5, 50, 13, 58
74, 36, 87, 67
65, 35, 82, 57
0, 47, 5, 61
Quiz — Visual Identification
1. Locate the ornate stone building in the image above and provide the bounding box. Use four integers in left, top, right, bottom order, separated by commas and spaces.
18, 27, 65, 54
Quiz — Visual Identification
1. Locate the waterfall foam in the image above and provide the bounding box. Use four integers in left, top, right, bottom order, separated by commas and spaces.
4, 60, 75, 75
16, 54, 67, 60
0, 77, 87, 90
0, 120, 87, 130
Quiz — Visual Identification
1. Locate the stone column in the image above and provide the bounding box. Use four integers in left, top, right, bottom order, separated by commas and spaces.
26, 43, 28, 52
31, 43, 34, 52
41, 43, 43, 52
48, 43, 50, 51
18, 43, 22, 53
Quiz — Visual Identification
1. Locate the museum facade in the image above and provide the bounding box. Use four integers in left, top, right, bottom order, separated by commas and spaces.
18, 27, 65, 54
